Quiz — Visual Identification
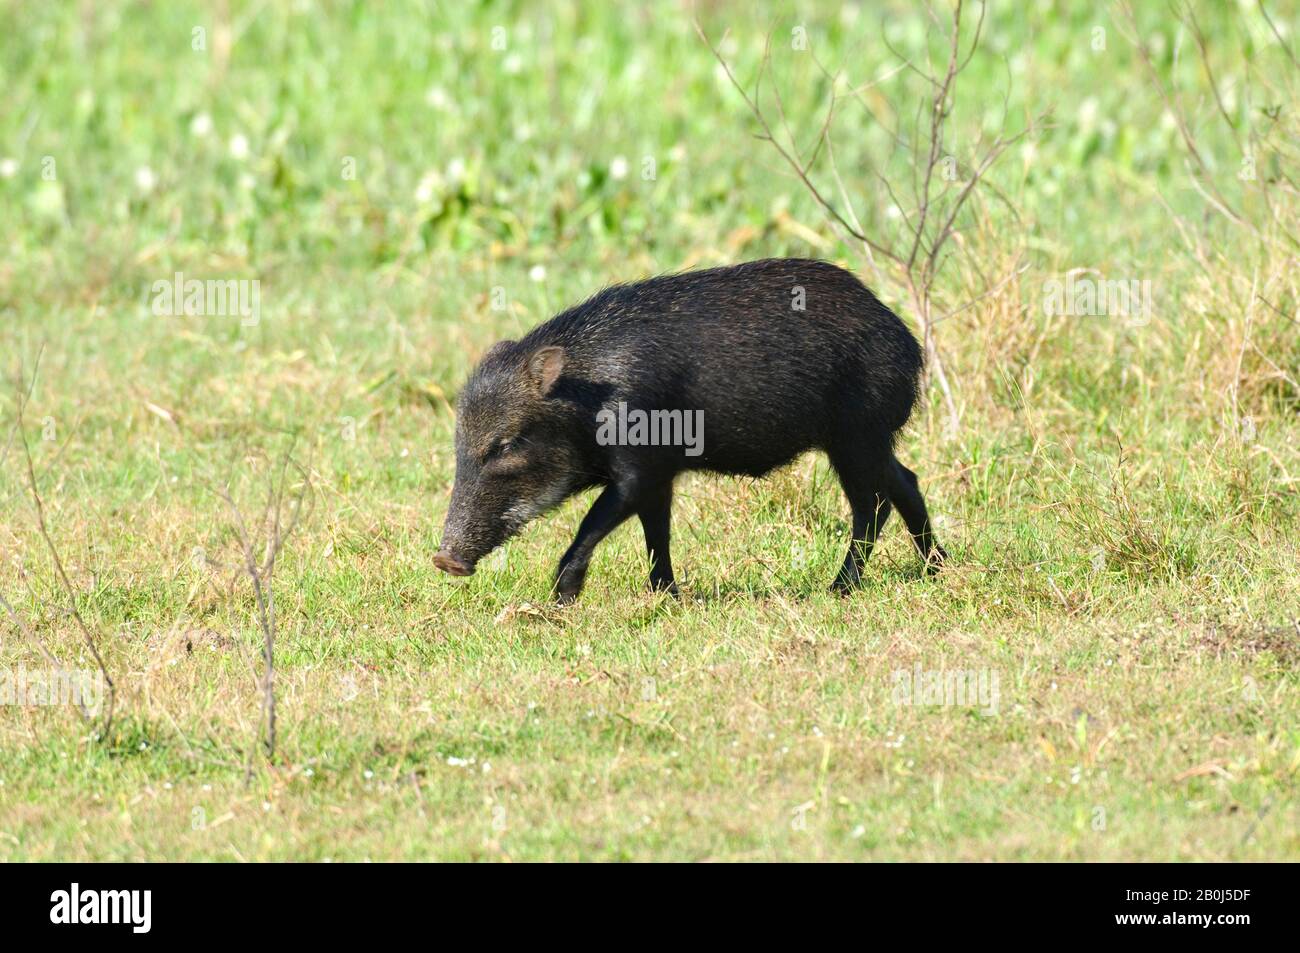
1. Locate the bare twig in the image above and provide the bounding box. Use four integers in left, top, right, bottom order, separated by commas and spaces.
1116, 0, 1300, 253
694, 21, 903, 265
7, 349, 116, 736
1257, 1, 1298, 70
210, 442, 312, 780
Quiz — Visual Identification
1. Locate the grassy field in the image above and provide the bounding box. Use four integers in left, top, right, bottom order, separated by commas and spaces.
1, 0, 1297, 861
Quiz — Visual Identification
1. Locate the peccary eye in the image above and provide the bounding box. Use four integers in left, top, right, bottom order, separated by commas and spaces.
485, 437, 516, 462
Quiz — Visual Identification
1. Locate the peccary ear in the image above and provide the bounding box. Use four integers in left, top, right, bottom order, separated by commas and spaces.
527, 346, 565, 396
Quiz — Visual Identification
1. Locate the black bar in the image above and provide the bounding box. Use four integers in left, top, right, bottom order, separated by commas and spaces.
0, 862, 1287, 941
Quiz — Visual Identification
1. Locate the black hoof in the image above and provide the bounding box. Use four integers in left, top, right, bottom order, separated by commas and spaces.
923, 546, 949, 576
649, 578, 680, 597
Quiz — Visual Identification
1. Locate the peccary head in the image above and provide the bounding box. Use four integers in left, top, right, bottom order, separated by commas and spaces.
434, 342, 581, 576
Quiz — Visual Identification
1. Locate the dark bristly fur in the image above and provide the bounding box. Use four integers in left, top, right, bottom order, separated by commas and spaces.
434, 258, 948, 602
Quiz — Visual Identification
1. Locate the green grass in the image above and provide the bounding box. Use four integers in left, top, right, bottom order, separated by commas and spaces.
1, 0, 1297, 860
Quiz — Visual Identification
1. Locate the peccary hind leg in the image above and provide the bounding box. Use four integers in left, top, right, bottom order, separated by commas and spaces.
886, 458, 947, 573
829, 446, 893, 593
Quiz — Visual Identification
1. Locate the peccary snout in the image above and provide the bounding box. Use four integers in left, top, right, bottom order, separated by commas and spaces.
435, 344, 589, 579
432, 551, 474, 576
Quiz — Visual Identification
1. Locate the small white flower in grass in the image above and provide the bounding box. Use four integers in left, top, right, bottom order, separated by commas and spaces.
446, 755, 472, 767
0, 158, 18, 179
134, 166, 157, 193
229, 133, 250, 160
425, 86, 451, 110
414, 170, 442, 203
851, 824, 866, 839
190, 112, 213, 138
503, 53, 522, 74
886, 204, 902, 220
609, 155, 629, 180
481, 762, 491, 774
529, 264, 546, 282
445, 157, 466, 185
1078, 97, 1099, 132
303, 767, 314, 777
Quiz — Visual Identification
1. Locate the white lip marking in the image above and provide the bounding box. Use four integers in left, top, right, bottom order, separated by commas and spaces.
503, 480, 570, 529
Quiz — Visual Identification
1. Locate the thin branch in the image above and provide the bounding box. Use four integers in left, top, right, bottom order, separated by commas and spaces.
210, 443, 311, 780
695, 20, 903, 265
1181, 0, 1240, 146
1116, 1, 1250, 230
10, 351, 115, 737
1258, 0, 1298, 70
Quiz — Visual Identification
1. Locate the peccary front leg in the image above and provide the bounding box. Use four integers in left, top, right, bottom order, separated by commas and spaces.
554, 483, 636, 604
637, 483, 678, 595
